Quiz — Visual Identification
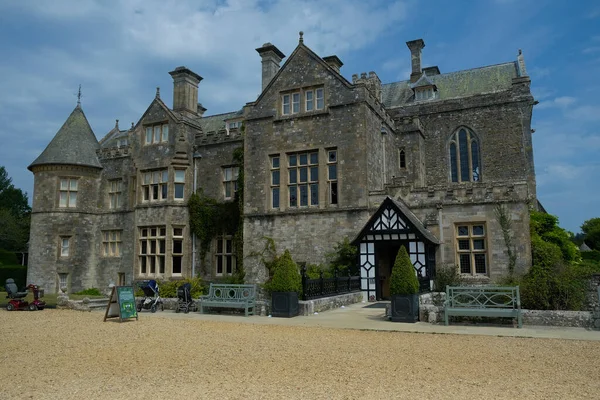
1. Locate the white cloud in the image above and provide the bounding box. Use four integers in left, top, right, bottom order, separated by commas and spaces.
536, 96, 576, 109
582, 46, 600, 54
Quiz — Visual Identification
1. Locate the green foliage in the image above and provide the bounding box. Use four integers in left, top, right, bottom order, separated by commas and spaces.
582, 250, 600, 263
390, 246, 419, 295
0, 249, 18, 265
326, 237, 358, 276
495, 203, 517, 276
73, 288, 103, 296
304, 263, 333, 279
581, 218, 600, 251
143, 278, 207, 299
520, 226, 593, 311
0, 166, 31, 251
0, 264, 27, 289
433, 264, 464, 292
263, 250, 302, 294
188, 147, 245, 280
530, 211, 580, 262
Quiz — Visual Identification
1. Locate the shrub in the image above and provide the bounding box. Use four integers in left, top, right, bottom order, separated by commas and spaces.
326, 237, 358, 276
582, 250, 600, 263
0, 249, 18, 265
433, 264, 464, 292
390, 246, 419, 295
74, 288, 102, 296
304, 263, 332, 279
0, 264, 27, 289
264, 250, 302, 294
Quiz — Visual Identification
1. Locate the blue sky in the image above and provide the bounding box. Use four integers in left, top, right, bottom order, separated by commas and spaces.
0, 0, 598, 233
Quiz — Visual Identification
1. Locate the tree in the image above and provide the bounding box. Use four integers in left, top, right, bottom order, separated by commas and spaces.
581, 218, 600, 251
0, 166, 31, 251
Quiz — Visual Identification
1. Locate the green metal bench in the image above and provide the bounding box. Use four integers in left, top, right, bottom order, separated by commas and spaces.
199, 283, 256, 317
444, 285, 523, 328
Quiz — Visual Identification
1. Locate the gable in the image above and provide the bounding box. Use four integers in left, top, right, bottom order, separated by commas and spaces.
249, 44, 356, 118
352, 196, 439, 245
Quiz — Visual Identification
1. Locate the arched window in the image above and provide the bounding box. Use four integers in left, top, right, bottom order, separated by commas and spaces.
449, 128, 481, 182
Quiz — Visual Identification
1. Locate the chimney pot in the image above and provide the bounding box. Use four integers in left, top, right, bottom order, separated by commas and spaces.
406, 39, 426, 83
323, 55, 343, 73
169, 66, 203, 117
256, 43, 286, 92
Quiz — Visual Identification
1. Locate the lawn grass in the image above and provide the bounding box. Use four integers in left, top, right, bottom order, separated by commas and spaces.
0, 291, 107, 308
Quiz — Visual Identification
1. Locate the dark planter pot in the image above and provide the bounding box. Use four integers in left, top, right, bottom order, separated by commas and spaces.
271, 291, 299, 318
390, 294, 419, 323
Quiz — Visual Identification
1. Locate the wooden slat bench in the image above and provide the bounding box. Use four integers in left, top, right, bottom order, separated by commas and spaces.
444, 285, 523, 328
199, 284, 256, 317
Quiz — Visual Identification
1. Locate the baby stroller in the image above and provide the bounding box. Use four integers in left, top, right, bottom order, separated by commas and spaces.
136, 280, 163, 313
176, 282, 197, 313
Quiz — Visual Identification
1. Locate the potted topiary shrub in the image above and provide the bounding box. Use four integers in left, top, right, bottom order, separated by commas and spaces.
264, 249, 302, 318
389, 246, 420, 323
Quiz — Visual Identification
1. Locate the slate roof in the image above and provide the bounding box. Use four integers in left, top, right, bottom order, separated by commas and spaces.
29, 106, 102, 170
199, 110, 243, 134
382, 62, 519, 108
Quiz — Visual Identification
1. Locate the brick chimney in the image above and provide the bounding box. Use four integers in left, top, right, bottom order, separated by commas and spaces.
169, 66, 203, 117
406, 39, 425, 83
256, 43, 286, 92
323, 55, 343, 74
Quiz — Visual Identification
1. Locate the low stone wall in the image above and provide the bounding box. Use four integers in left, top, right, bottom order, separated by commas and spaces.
522, 310, 593, 328
413, 292, 600, 328
298, 292, 364, 316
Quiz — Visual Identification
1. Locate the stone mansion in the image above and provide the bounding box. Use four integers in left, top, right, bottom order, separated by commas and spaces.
27, 35, 537, 301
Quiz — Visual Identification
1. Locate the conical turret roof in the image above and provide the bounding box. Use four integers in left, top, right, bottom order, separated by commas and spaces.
28, 105, 102, 170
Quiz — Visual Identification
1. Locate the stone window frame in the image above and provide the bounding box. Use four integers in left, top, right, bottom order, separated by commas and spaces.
117, 273, 126, 286
214, 236, 235, 277
222, 166, 239, 201
172, 226, 184, 276
455, 222, 488, 276
58, 177, 78, 208
58, 273, 69, 293
108, 179, 122, 209
326, 148, 338, 205
399, 148, 406, 169
143, 122, 169, 145
102, 230, 122, 257
270, 155, 280, 209
281, 86, 325, 117
174, 169, 186, 201
141, 169, 168, 202
138, 226, 167, 277
305, 87, 325, 112
287, 150, 319, 208
449, 127, 481, 183
59, 236, 71, 258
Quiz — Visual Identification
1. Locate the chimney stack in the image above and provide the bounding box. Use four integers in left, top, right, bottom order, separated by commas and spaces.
256, 43, 286, 92
169, 66, 203, 117
323, 55, 343, 74
406, 39, 425, 83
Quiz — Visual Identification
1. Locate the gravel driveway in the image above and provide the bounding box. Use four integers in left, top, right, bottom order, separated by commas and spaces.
1, 309, 599, 399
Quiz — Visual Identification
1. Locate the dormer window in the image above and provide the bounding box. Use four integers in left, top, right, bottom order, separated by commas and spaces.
227, 121, 243, 130
415, 87, 435, 101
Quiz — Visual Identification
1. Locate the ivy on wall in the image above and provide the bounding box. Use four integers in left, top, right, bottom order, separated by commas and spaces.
188, 147, 245, 281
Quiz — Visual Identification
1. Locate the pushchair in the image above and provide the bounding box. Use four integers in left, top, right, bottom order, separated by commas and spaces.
136, 280, 163, 313
176, 282, 197, 313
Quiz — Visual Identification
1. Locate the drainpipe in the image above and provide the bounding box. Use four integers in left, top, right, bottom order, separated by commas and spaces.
192, 152, 202, 277
381, 126, 387, 187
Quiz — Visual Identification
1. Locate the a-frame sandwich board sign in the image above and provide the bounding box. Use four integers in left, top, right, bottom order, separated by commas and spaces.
104, 285, 138, 322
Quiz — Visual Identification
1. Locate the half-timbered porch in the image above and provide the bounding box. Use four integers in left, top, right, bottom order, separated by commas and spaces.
352, 197, 440, 301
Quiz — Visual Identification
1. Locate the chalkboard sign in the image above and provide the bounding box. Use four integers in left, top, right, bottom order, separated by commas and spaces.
104, 286, 138, 322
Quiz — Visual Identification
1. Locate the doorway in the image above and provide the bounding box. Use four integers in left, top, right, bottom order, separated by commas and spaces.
375, 242, 401, 300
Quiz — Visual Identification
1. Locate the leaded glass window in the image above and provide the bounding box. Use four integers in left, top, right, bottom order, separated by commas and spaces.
449, 128, 481, 183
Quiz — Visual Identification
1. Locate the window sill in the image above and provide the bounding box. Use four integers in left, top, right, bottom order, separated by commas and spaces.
274, 109, 329, 123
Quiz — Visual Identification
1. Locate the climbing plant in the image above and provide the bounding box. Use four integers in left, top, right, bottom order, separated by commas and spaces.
188, 147, 245, 281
